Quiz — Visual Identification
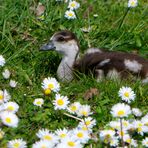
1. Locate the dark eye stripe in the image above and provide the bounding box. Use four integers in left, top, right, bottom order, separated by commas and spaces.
57, 36, 65, 42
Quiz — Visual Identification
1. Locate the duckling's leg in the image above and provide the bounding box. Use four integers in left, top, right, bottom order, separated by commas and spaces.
142, 74, 148, 84
107, 69, 121, 80
95, 69, 104, 82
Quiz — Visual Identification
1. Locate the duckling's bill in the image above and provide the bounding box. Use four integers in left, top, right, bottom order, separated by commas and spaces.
40, 41, 55, 51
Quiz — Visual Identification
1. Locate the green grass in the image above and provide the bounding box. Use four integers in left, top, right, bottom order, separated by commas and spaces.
0, 0, 148, 147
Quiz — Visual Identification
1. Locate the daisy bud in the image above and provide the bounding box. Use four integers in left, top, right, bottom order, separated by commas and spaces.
0, 55, 5, 67
9, 80, 17, 88
2, 69, 11, 79
0, 129, 5, 140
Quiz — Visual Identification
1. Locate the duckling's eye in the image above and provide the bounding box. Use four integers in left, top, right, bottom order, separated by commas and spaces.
57, 36, 65, 42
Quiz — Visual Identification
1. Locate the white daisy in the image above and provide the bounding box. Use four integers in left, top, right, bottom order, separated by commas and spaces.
128, 0, 138, 8
133, 120, 148, 136
131, 139, 138, 147
77, 122, 93, 133
0, 89, 11, 104
33, 98, 44, 107
79, 117, 96, 128
141, 114, 148, 126
68, 1, 80, 10
118, 86, 136, 103
2, 68, 11, 79
53, 94, 69, 110
3, 101, 19, 113
56, 137, 83, 148
110, 119, 131, 131
142, 137, 148, 147
123, 134, 132, 144
9, 80, 18, 88
72, 129, 90, 144
117, 130, 128, 138
121, 119, 132, 130
100, 130, 115, 144
55, 128, 69, 139
7, 139, 27, 148
132, 108, 142, 117
0, 111, 19, 128
110, 137, 119, 147
0, 128, 5, 140
0, 55, 5, 67
32, 140, 54, 148
65, 10, 76, 19
42, 77, 60, 93
36, 129, 58, 144
111, 103, 131, 118
109, 120, 120, 130
76, 105, 92, 117
67, 102, 81, 114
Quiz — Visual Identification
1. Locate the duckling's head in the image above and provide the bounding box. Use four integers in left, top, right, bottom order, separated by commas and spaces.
40, 30, 79, 57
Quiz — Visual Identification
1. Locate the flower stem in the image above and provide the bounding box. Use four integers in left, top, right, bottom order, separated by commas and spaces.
64, 113, 82, 121
82, 117, 94, 141
120, 118, 124, 148
118, 8, 130, 29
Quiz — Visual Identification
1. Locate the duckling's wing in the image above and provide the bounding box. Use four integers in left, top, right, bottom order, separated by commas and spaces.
74, 51, 148, 78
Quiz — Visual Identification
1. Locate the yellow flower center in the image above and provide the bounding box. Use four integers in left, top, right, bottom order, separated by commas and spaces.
82, 126, 87, 131
68, 13, 74, 17
110, 140, 114, 144
126, 138, 131, 143
41, 145, 47, 148
131, 1, 135, 6
0, 95, 4, 100
5, 117, 11, 123
138, 127, 142, 132
105, 134, 111, 139
71, 3, 76, 8
68, 141, 75, 147
119, 131, 125, 136
81, 111, 88, 116
44, 88, 51, 95
43, 135, 52, 141
57, 99, 64, 106
115, 125, 119, 129
60, 133, 66, 138
124, 92, 129, 97
138, 123, 143, 127
7, 106, 14, 111
13, 142, 20, 148
36, 101, 42, 105
123, 122, 128, 127
117, 110, 125, 116
77, 132, 83, 138
48, 83, 54, 89
70, 105, 77, 111
104, 134, 111, 143
85, 120, 91, 126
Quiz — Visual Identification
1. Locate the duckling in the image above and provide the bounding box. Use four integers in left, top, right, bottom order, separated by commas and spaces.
40, 30, 148, 83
